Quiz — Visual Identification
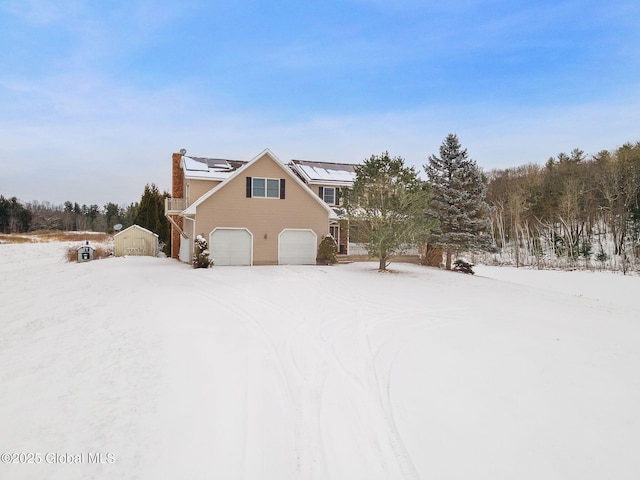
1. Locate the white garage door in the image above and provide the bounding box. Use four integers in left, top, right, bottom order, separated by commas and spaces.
209, 228, 252, 266
279, 229, 317, 265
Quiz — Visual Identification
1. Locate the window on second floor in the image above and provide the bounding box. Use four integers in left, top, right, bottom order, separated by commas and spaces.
319, 186, 337, 205
246, 177, 285, 199
254, 178, 279, 198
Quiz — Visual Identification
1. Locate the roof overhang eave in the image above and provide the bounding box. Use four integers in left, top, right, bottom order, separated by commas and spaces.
306, 180, 354, 187
183, 174, 229, 181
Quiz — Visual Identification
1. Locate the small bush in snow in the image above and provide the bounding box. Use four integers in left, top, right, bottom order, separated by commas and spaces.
316, 235, 338, 265
596, 249, 608, 269
192, 235, 214, 268
453, 259, 474, 274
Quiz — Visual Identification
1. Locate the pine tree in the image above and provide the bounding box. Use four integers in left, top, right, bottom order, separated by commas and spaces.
424, 134, 491, 270
134, 183, 171, 255
0, 196, 32, 233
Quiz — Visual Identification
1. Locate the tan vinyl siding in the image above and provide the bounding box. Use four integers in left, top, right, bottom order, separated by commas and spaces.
194, 153, 330, 265
186, 178, 221, 206
311, 184, 341, 206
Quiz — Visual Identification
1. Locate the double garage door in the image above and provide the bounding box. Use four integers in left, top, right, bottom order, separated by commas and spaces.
209, 228, 317, 266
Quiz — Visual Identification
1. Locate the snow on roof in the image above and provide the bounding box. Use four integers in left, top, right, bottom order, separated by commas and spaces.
114, 224, 159, 238
183, 149, 338, 219
182, 156, 247, 180
290, 160, 358, 185
182, 156, 210, 172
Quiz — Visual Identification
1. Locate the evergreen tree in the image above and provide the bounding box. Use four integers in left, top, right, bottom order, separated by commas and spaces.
316, 235, 338, 265
424, 134, 491, 270
122, 202, 138, 229
134, 185, 153, 229
345, 152, 431, 271
104, 202, 123, 233
134, 184, 171, 255
0, 196, 32, 233
0, 196, 10, 233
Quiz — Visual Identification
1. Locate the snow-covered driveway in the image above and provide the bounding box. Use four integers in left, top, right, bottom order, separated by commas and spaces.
1, 242, 639, 479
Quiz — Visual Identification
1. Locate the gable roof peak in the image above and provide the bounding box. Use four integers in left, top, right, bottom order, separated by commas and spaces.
251, 148, 284, 164
183, 149, 336, 218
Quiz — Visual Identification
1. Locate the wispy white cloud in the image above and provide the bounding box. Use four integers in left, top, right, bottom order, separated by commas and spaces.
1, 0, 85, 25
1, 0, 639, 206
2, 91, 639, 205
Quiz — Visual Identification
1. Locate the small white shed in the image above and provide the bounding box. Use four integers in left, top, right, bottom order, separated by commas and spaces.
114, 225, 159, 257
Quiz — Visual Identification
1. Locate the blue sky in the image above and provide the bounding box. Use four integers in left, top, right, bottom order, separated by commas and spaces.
1, 0, 639, 205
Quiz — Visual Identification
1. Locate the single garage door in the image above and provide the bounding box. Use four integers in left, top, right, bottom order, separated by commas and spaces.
279, 229, 317, 265
209, 228, 252, 266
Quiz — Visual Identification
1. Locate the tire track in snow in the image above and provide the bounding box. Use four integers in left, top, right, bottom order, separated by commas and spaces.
316, 300, 422, 479
300, 277, 425, 479
195, 271, 329, 478
321, 276, 474, 480
193, 266, 471, 479
192, 284, 293, 476
224, 266, 393, 479
367, 310, 473, 480
281, 266, 412, 478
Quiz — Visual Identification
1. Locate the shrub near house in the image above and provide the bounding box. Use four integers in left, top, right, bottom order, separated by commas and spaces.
192, 235, 213, 268
316, 235, 338, 265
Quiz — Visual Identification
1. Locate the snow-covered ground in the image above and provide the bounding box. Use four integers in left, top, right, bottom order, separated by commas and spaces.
1, 242, 639, 479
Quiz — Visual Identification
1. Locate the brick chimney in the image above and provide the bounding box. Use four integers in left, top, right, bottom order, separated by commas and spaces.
170, 152, 184, 260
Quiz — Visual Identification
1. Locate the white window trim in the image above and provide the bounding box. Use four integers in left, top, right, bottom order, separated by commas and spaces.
252, 177, 281, 199
323, 186, 336, 205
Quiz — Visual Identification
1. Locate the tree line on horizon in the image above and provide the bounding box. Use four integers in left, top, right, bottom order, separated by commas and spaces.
485, 141, 640, 272
344, 135, 640, 273
3, 138, 639, 272
0, 196, 138, 234
0, 184, 171, 254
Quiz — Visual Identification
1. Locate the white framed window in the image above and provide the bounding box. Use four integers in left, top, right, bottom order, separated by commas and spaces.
323, 187, 336, 205
252, 178, 280, 198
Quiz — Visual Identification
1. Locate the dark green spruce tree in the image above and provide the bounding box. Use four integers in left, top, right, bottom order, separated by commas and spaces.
425, 134, 492, 270
134, 184, 171, 255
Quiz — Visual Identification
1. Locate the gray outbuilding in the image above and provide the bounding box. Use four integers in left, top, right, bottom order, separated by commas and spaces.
77, 242, 95, 262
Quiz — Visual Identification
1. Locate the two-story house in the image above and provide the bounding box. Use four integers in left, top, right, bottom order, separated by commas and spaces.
166, 149, 357, 265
